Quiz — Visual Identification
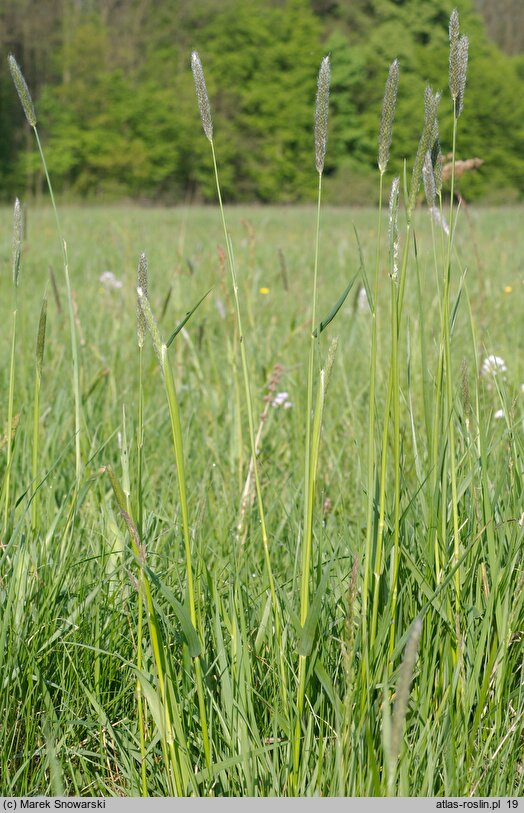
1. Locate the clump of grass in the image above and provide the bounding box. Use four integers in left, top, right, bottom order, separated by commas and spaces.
137, 269, 211, 774
362, 60, 400, 690
191, 48, 287, 714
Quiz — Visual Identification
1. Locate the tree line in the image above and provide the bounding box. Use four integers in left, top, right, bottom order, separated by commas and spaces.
0, 0, 523, 203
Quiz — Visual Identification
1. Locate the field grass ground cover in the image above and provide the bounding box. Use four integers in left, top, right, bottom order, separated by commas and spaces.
0, 201, 523, 796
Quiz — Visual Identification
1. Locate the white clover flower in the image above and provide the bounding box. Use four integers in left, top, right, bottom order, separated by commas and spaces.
272, 391, 292, 408
494, 408, 505, 420
481, 355, 507, 376
100, 271, 123, 290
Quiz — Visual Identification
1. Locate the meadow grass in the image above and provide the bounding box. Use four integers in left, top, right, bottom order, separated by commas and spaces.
1, 17, 524, 794
0, 201, 522, 796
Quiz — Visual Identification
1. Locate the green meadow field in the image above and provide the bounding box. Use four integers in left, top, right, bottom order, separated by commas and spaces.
0, 202, 523, 796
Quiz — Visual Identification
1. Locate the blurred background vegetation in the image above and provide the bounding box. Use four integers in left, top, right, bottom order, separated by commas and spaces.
0, 0, 523, 204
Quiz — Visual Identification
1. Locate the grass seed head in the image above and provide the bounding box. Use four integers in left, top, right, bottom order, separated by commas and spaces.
449, 10, 468, 116
407, 86, 441, 217
315, 55, 330, 174
12, 198, 22, 288
191, 51, 213, 141
8, 54, 37, 127
137, 252, 149, 348
378, 59, 399, 174
36, 295, 47, 377
449, 9, 460, 98
455, 35, 469, 116
390, 617, 423, 768
388, 177, 400, 281
137, 286, 164, 367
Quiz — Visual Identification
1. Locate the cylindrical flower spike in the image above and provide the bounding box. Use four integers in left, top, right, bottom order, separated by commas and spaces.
12, 198, 22, 288
8, 54, 37, 127
315, 56, 330, 174
137, 252, 149, 349
137, 286, 164, 367
390, 617, 423, 767
191, 51, 213, 141
449, 9, 460, 100
456, 35, 469, 117
388, 177, 400, 281
378, 59, 400, 174
407, 86, 441, 217
449, 9, 469, 117
36, 296, 47, 378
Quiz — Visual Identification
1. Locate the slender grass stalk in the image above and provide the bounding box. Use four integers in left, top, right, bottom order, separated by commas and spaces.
8, 55, 82, 481
363, 59, 399, 696
360, 171, 384, 701
370, 239, 408, 651
137, 284, 211, 772
31, 295, 47, 533
3, 199, 22, 537
191, 51, 287, 713
136, 252, 148, 541
293, 56, 331, 788
445, 8, 469, 653
445, 103, 462, 639
135, 270, 147, 795
374, 86, 440, 661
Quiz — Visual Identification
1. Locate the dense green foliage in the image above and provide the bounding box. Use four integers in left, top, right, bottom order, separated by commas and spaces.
0, 0, 523, 202
0, 201, 523, 795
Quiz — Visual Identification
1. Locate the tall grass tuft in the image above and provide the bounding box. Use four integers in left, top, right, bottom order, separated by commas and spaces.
137, 273, 211, 774
444, 7, 470, 655
293, 54, 332, 789
191, 49, 287, 714
362, 60, 400, 696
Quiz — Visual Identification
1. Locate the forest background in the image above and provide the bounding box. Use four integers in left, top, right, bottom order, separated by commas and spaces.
0, 0, 523, 205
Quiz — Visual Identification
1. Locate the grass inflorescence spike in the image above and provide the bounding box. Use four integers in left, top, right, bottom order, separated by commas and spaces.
314, 56, 330, 174
8, 54, 37, 126
191, 51, 213, 141
378, 59, 400, 174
